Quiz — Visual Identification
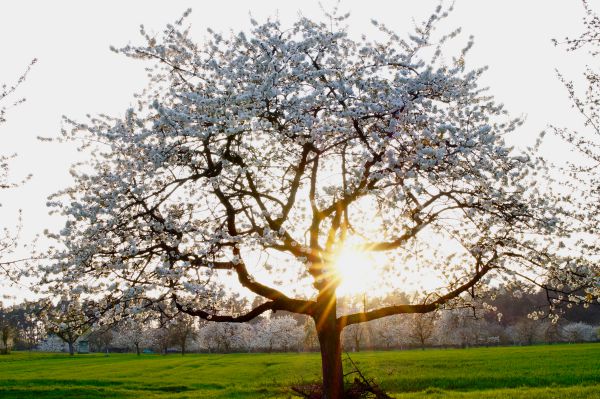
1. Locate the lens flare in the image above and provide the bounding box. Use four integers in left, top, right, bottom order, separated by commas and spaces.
333, 245, 378, 296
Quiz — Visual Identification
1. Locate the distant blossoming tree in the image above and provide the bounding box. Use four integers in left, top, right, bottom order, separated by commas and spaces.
167, 312, 197, 355
198, 321, 250, 353
45, 6, 596, 397
43, 296, 91, 356
561, 321, 596, 343
0, 302, 16, 354
407, 312, 437, 350
112, 316, 154, 355
251, 316, 304, 352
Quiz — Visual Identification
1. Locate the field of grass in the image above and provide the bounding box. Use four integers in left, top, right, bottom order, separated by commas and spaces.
0, 344, 598, 398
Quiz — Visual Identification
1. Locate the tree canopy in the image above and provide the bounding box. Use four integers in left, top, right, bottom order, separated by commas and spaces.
553, 0, 600, 283
43, 6, 597, 397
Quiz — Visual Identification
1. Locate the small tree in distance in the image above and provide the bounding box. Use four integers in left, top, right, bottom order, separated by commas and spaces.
45, 6, 598, 398
407, 312, 437, 350
0, 302, 16, 354
43, 297, 91, 356
89, 326, 113, 355
168, 312, 196, 355
113, 316, 154, 355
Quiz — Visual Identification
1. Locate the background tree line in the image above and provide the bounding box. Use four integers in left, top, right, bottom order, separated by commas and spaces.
1, 287, 598, 355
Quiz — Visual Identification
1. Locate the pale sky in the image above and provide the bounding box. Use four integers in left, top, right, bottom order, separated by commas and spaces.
0, 0, 593, 299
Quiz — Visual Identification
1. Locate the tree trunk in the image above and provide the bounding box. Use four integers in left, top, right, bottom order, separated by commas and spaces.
135, 343, 140, 356
181, 341, 186, 356
314, 293, 344, 399
68, 341, 75, 356
1, 327, 12, 355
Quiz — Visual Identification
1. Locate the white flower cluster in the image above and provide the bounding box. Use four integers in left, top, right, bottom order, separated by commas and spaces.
39, 7, 597, 329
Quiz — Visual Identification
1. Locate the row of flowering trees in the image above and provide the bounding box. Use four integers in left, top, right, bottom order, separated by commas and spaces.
27, 310, 600, 356
2, 291, 598, 355
110, 313, 600, 354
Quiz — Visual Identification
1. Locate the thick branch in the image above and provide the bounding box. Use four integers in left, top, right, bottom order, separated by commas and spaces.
173, 294, 314, 322
186, 255, 315, 314
337, 261, 492, 328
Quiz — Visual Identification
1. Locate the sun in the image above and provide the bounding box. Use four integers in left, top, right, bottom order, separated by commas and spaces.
332, 244, 380, 296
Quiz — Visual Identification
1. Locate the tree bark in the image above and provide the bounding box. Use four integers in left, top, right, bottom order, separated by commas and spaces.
314, 293, 344, 399
68, 341, 75, 356
135, 343, 140, 356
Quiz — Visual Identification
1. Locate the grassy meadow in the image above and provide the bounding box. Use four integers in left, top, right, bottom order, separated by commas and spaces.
0, 344, 598, 398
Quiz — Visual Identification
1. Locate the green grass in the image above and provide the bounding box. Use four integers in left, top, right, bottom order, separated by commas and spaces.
0, 344, 598, 398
